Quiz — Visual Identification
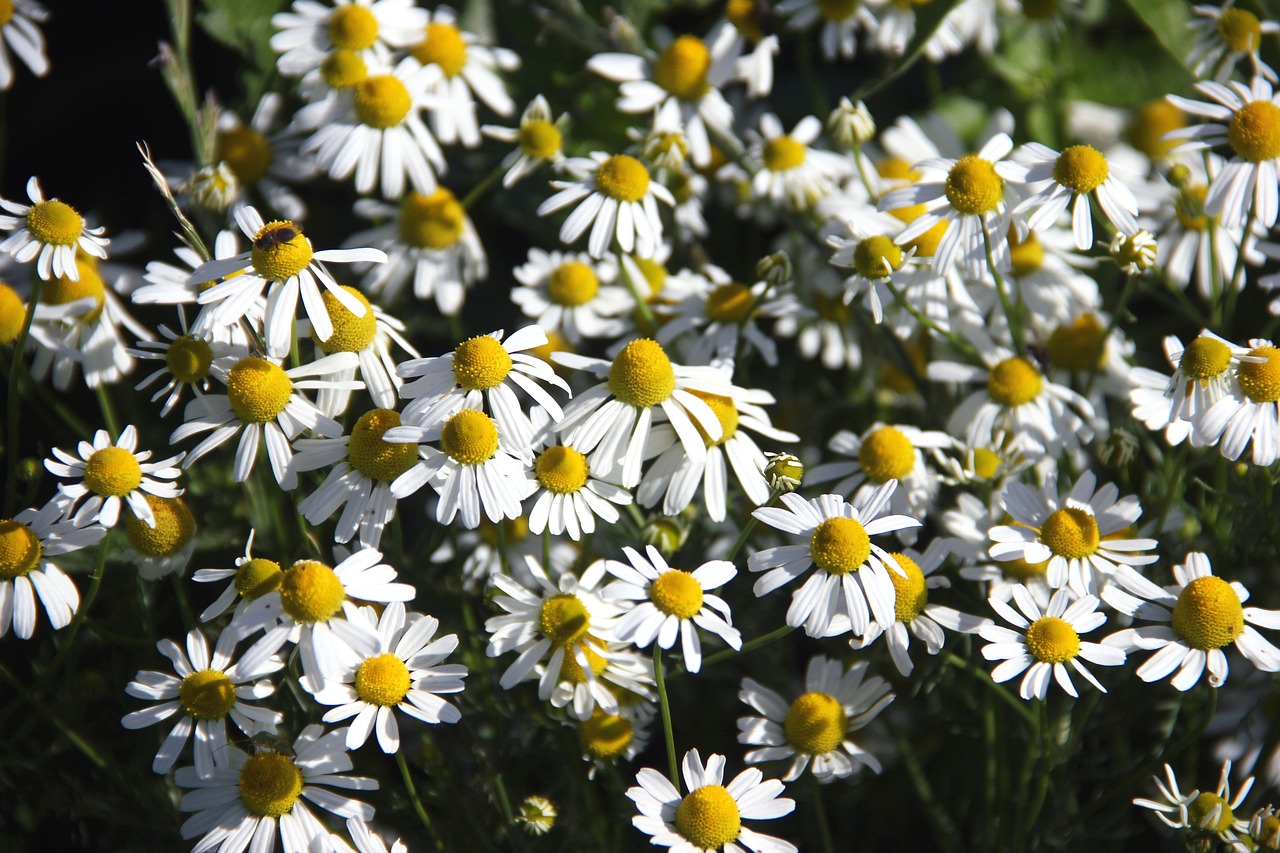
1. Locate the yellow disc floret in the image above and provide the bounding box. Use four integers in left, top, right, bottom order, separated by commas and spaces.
816, 0, 860, 21
43, 261, 106, 322
649, 570, 703, 619
971, 447, 1002, 480
987, 356, 1043, 406
321, 49, 368, 88
279, 559, 346, 624
539, 593, 590, 645
328, 3, 379, 51
1172, 575, 1245, 650
547, 261, 599, 306
852, 235, 904, 279
355, 74, 412, 129
877, 156, 920, 182
1126, 100, 1185, 160
654, 35, 712, 101
885, 552, 928, 623
178, 669, 237, 720
25, 198, 83, 247
1238, 345, 1280, 403
348, 408, 418, 482
609, 338, 676, 408
595, 155, 651, 203
166, 335, 214, 384
399, 188, 465, 250
725, 0, 765, 41
704, 283, 756, 324
534, 445, 590, 494
1024, 615, 1081, 663
250, 221, 313, 281
126, 495, 196, 557
83, 446, 143, 497
413, 22, 467, 78
945, 155, 1004, 215
1000, 554, 1051, 580
1046, 313, 1106, 372
578, 711, 633, 760
1008, 229, 1044, 276
518, 119, 562, 159
316, 286, 376, 353
763, 136, 806, 172
238, 752, 303, 818
217, 125, 272, 186
235, 557, 284, 600
559, 642, 608, 684
226, 357, 293, 424
858, 426, 915, 484
440, 409, 500, 464
675, 785, 741, 850
1218, 8, 1263, 53
1181, 336, 1233, 380
0, 519, 41, 579
1039, 507, 1100, 560
1189, 792, 1235, 833
453, 334, 513, 390
355, 653, 411, 707
1052, 145, 1108, 194
1228, 101, 1280, 163
1175, 184, 1213, 231
0, 283, 24, 344
784, 691, 847, 754
809, 517, 871, 576
688, 390, 737, 447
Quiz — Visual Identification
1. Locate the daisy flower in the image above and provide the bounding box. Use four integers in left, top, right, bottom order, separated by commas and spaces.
1102, 552, 1280, 690
548, 641, 657, 723
603, 545, 740, 674
747, 113, 850, 212
124, 494, 199, 581
0, 501, 105, 639
128, 317, 234, 418
748, 483, 922, 639
170, 351, 361, 490
44, 425, 184, 529
312, 601, 466, 753
1128, 330, 1252, 447
943, 491, 1055, 604
271, 0, 426, 76
1135, 760, 1253, 843
131, 230, 261, 345
121, 627, 286, 778
192, 530, 285, 624
776, 0, 877, 60
628, 748, 797, 853
1167, 76, 1280, 229
293, 407, 428, 548
188, 206, 387, 358
176, 724, 376, 853
525, 410, 632, 541
511, 249, 630, 344
737, 656, 893, 782
710, 3, 777, 97
979, 584, 1125, 700
654, 266, 800, 368
575, 706, 654, 777
481, 94, 568, 187
1198, 337, 1280, 465
826, 218, 925, 324
1004, 142, 1140, 250
1188, 2, 1279, 83
537, 151, 674, 259
1133, 763, 1202, 831
210, 92, 318, 221
0, 177, 108, 281
0, 0, 47, 90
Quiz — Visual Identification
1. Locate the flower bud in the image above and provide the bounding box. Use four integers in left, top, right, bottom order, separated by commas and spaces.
828, 97, 875, 149
188, 162, 240, 212
756, 251, 792, 288
762, 451, 803, 492
516, 795, 558, 835
1110, 230, 1157, 275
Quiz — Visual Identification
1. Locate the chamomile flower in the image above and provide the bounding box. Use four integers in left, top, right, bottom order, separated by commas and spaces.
128, 318, 233, 418
270, 0, 427, 76
1004, 142, 1140, 250
0, 0, 48, 90
826, 219, 924, 324
628, 749, 797, 853
170, 351, 361, 490
988, 471, 1158, 595
313, 601, 466, 753
1134, 760, 1253, 843
1188, 2, 1279, 83
0, 177, 108, 281
0, 501, 105, 639
777, 0, 877, 60
176, 724, 376, 853
655, 266, 799, 367
575, 706, 654, 776
192, 530, 284, 624
748, 113, 850, 212
1197, 338, 1280, 465
44, 425, 184, 529
737, 656, 893, 782
538, 152, 674, 259
481, 95, 568, 187
1128, 331, 1251, 447
603, 545, 741, 674
525, 411, 632, 541
943, 492, 1055, 604
210, 92, 318, 221
293, 408, 428, 548
1102, 552, 1280, 689
511, 249, 629, 343
131, 230, 261, 345
1133, 763, 1202, 831
121, 627, 286, 777
189, 206, 387, 358
979, 584, 1125, 699
124, 494, 198, 580
548, 641, 657, 723
748, 484, 922, 638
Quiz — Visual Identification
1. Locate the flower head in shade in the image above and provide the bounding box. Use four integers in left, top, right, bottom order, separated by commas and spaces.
44, 425, 184, 528
537, 152, 674, 259
1134, 760, 1253, 844
192, 529, 284, 624
482, 95, 569, 187
748, 113, 850, 212
1128, 331, 1253, 448
0, 1, 49, 90
1198, 337, 1280, 466
512, 249, 630, 343
0, 501, 105, 639
128, 317, 236, 418
0, 177, 108, 281
1187, 2, 1279, 84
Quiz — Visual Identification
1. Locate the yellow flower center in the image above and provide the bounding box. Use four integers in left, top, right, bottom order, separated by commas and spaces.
328, 3, 379, 51
238, 752, 303, 818
890, 203, 948, 257
675, 785, 741, 850
547, 261, 599, 306
1000, 554, 1051, 579
477, 516, 529, 547
315, 285, 376, 353
354, 74, 412, 129
1180, 336, 1233, 380
1008, 229, 1044, 276
321, 49, 368, 88
539, 593, 591, 645
1238, 345, 1280, 403
877, 156, 920, 182
1024, 615, 1081, 663
559, 641, 608, 684
1126, 100, 1185, 160
279, 559, 346, 624
216, 125, 272, 186
725, 0, 765, 41
986, 356, 1043, 406
412, 22, 467, 78
945, 155, 1004, 215
348, 408, 419, 482
654, 35, 712, 101
813, 291, 850, 324
688, 390, 738, 447
635, 257, 668, 295
0, 1, 11, 26
882, 340, 928, 393
1172, 575, 1245, 650
452, 334, 513, 390
851, 235, 904, 279
83, 446, 143, 498
816, 0, 860, 21
608, 338, 676, 408
166, 335, 214, 384
1039, 507, 1100, 559
1046, 313, 1106, 371
0, 283, 24, 344
126, 495, 196, 557
0, 519, 41, 580
25, 199, 83, 247
250, 220, 312, 281
1189, 793, 1235, 833
226, 357, 293, 424
595, 155, 651, 203
534, 445, 590, 494
858, 425, 915, 483
649, 570, 703, 619
1175, 184, 1213, 231
235, 557, 284, 600
43, 261, 106, 322
972, 447, 1002, 480
1218, 8, 1263, 53
704, 282, 756, 323
763, 135, 806, 172
578, 711, 633, 760
518, 118, 562, 159
784, 691, 848, 755
809, 517, 871, 576
885, 552, 928, 622
399, 187, 465, 250
1052, 145, 1108, 194
178, 669, 237, 720
440, 409, 500, 464
355, 652, 411, 707
1228, 101, 1280, 163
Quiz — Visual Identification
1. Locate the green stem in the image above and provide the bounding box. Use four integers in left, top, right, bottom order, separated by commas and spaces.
619, 256, 659, 337
0, 663, 108, 770
653, 645, 681, 791
396, 750, 446, 852
461, 162, 507, 210
95, 385, 121, 440
1020, 699, 1053, 844
884, 279, 980, 360
810, 773, 836, 853
4, 277, 40, 517
983, 222, 1025, 356
1083, 273, 1137, 397
45, 534, 110, 680
942, 651, 1036, 725
496, 520, 511, 575
672, 624, 795, 678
